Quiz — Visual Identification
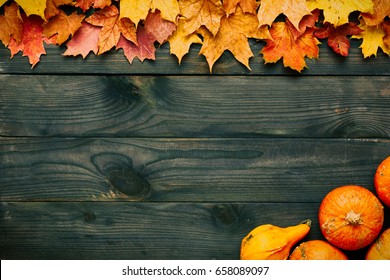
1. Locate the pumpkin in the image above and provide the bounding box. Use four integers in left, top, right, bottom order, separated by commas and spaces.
374, 156, 390, 207
289, 240, 348, 260
240, 219, 311, 260
318, 185, 384, 250
366, 228, 390, 260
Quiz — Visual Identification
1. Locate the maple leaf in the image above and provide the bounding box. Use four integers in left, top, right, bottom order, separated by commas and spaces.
168, 18, 202, 64
199, 6, 270, 71
43, 11, 85, 45
179, 0, 225, 36
351, 18, 390, 57
45, 0, 75, 20
314, 22, 363, 56
223, 0, 258, 15
0, 2, 23, 46
120, 0, 179, 26
257, 0, 311, 31
361, 0, 390, 26
143, 10, 176, 44
63, 21, 100, 58
75, 0, 112, 12
260, 19, 320, 72
383, 21, 390, 48
8, 14, 50, 67
307, 0, 374, 26
14, 0, 47, 20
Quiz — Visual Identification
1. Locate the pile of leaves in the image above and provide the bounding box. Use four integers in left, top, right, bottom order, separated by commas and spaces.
0, 0, 389, 72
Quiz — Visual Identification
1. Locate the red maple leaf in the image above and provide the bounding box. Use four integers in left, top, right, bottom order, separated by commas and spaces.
75, 0, 111, 12
314, 22, 363, 56
63, 21, 100, 58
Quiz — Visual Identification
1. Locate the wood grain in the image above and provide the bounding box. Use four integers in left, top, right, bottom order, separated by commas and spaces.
0, 40, 389, 75
1, 137, 388, 202
1, 75, 390, 138
2, 201, 386, 260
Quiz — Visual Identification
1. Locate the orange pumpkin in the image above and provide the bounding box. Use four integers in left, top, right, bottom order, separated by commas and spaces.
318, 185, 384, 250
366, 228, 390, 260
289, 240, 348, 260
374, 156, 390, 207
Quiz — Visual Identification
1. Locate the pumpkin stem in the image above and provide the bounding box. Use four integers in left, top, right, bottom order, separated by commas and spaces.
345, 210, 362, 225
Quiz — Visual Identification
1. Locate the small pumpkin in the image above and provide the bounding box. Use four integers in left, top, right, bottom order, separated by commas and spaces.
366, 228, 390, 260
374, 156, 390, 207
240, 219, 311, 260
318, 185, 384, 250
289, 240, 348, 260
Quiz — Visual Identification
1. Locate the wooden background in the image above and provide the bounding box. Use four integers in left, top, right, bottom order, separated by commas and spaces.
1, 40, 390, 260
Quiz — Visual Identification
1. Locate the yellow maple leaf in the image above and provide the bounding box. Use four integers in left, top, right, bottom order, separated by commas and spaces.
120, 0, 179, 26
223, 0, 258, 15
257, 0, 311, 31
351, 18, 390, 57
179, 0, 225, 36
168, 18, 202, 64
307, 0, 374, 26
361, 0, 390, 26
199, 6, 270, 72
15, 0, 47, 20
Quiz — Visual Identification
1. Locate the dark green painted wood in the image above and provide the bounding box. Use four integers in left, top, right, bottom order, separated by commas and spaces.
1, 75, 390, 138
0, 40, 389, 75
1, 137, 388, 202
2, 202, 387, 260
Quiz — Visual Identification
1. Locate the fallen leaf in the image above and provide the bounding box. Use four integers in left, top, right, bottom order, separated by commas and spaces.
143, 10, 176, 44
75, 0, 111, 12
15, 0, 47, 20
8, 14, 49, 67
168, 18, 202, 64
307, 0, 374, 26
257, 0, 311, 31
63, 21, 100, 58
118, 17, 138, 45
43, 11, 85, 45
45, 0, 74, 20
383, 20, 390, 48
120, 0, 179, 26
199, 6, 270, 71
315, 22, 363, 56
223, 0, 258, 15
261, 19, 320, 72
179, 0, 225, 36
0, 2, 23, 46
351, 18, 390, 57
361, 0, 390, 26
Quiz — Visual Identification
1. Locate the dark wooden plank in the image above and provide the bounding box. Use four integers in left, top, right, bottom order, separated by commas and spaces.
0, 40, 389, 75
1, 137, 388, 202
2, 201, 387, 260
1, 75, 390, 138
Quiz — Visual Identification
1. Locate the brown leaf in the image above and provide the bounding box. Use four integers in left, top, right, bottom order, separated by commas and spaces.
75, 0, 112, 12
0, 2, 23, 46
45, 0, 74, 20
223, 0, 258, 15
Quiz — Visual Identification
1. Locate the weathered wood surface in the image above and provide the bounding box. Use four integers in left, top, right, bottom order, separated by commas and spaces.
1, 75, 390, 137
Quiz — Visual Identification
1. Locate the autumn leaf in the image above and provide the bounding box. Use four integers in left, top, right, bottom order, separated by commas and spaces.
223, 0, 258, 15
199, 6, 270, 71
120, 0, 179, 26
0, 2, 23, 46
307, 0, 374, 26
45, 0, 74, 20
43, 11, 84, 45
351, 18, 390, 57
361, 0, 390, 26
63, 21, 100, 58
75, 0, 112, 13
15, 0, 47, 20
257, 0, 311, 31
143, 10, 176, 44
168, 18, 202, 64
261, 18, 320, 72
179, 0, 225, 36
314, 22, 363, 56
8, 14, 49, 67
383, 20, 390, 48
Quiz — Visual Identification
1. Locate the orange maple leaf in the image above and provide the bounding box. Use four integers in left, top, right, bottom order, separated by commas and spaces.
257, 0, 311, 31
223, 0, 258, 15
75, 0, 111, 12
0, 2, 23, 46
361, 0, 390, 26
261, 18, 320, 72
8, 14, 50, 67
179, 0, 225, 36
314, 22, 363, 56
63, 22, 100, 58
45, 0, 74, 20
383, 20, 390, 49
199, 6, 270, 71
43, 11, 85, 45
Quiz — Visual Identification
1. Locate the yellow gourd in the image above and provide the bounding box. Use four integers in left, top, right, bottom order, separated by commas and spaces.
240, 219, 312, 260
